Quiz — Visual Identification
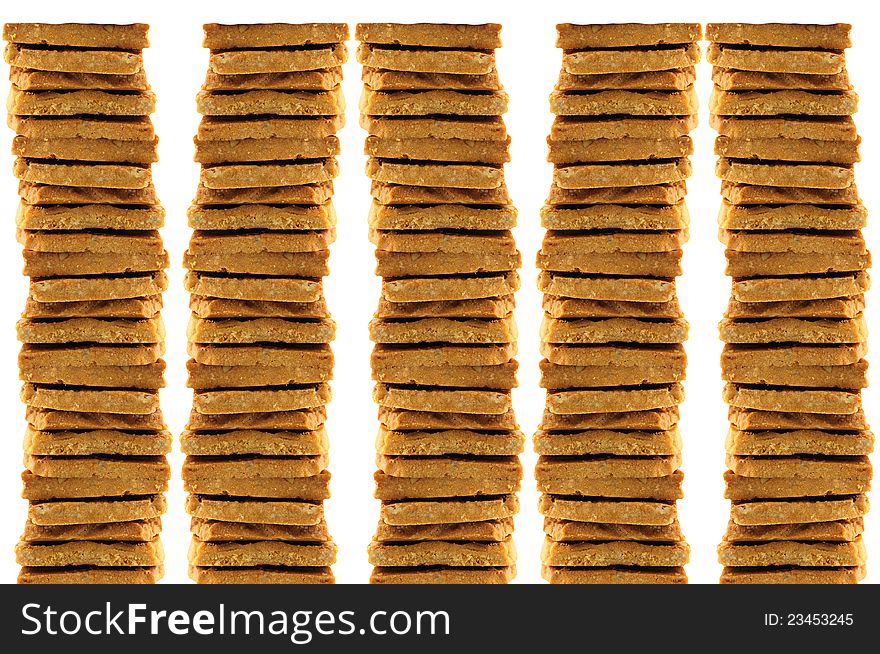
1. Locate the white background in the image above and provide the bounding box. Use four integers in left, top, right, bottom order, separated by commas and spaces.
0, 0, 877, 585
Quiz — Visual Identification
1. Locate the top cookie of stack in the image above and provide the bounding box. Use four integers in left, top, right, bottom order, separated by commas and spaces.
536, 23, 700, 585
182, 23, 348, 585
708, 23, 873, 585
357, 23, 523, 585
4, 23, 170, 584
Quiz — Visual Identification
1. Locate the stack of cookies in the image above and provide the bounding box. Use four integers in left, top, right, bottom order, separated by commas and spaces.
708, 23, 873, 584
5, 23, 170, 584
536, 23, 700, 584
357, 22, 523, 584
182, 23, 347, 584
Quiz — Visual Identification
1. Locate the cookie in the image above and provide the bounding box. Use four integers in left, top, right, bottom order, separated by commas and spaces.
366, 159, 502, 189
537, 250, 682, 278
373, 361, 517, 389
14, 159, 151, 189
371, 566, 514, 584
202, 68, 343, 91
375, 474, 520, 500
188, 202, 335, 231
719, 315, 866, 344
190, 518, 330, 542
556, 23, 701, 49
185, 495, 323, 526
20, 361, 166, 389
8, 68, 149, 91
535, 427, 681, 457
363, 67, 501, 91
542, 566, 686, 584
187, 317, 334, 344
368, 539, 515, 567
540, 358, 685, 387
189, 566, 333, 584
373, 519, 514, 543
184, 273, 322, 303
21, 518, 162, 543
189, 539, 336, 567
365, 135, 510, 164
15, 539, 163, 568
542, 539, 689, 567
200, 159, 338, 190
18, 316, 164, 344
723, 519, 863, 543
19, 566, 163, 584
29, 495, 166, 526
376, 427, 523, 456
24, 426, 171, 456
203, 23, 349, 49
710, 88, 857, 116
373, 384, 511, 415
543, 297, 683, 320
539, 495, 677, 526
715, 135, 860, 164
196, 88, 344, 116
723, 384, 861, 415
556, 69, 696, 92
705, 23, 851, 49
548, 136, 692, 163
209, 43, 346, 75
718, 202, 867, 231
22, 472, 167, 501
731, 495, 869, 526
4, 43, 142, 75
371, 186, 514, 212
369, 202, 516, 231
721, 359, 868, 389
376, 296, 515, 320
544, 519, 684, 542
555, 159, 691, 189
370, 316, 516, 344
13, 135, 158, 164
546, 384, 685, 415
562, 43, 701, 75
720, 566, 864, 584
716, 158, 854, 190
181, 428, 328, 456
361, 115, 507, 141
17, 202, 164, 231
357, 43, 494, 75
360, 89, 507, 116
550, 88, 698, 116
192, 385, 331, 415
712, 67, 851, 91
380, 495, 518, 526
22, 384, 160, 415
183, 250, 329, 277
541, 317, 688, 344
23, 251, 168, 277
540, 405, 679, 431
551, 116, 697, 141
195, 136, 340, 164
725, 428, 873, 457
9, 87, 156, 116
